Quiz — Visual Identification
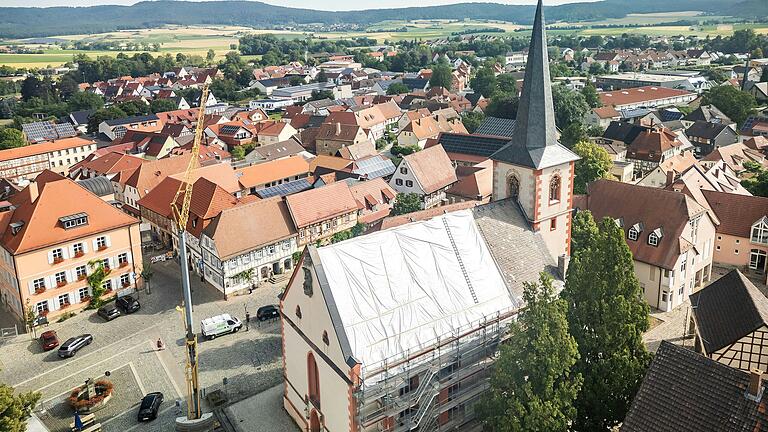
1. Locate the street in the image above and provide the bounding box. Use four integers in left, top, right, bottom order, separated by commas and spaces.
0, 257, 287, 432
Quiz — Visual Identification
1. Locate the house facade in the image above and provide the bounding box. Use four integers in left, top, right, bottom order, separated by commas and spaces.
286, 181, 359, 247
389, 145, 458, 210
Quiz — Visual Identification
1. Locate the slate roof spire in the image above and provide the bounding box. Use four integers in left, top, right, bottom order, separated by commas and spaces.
490, 0, 578, 169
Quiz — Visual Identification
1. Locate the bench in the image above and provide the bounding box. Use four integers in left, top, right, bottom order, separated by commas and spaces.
69, 413, 95, 430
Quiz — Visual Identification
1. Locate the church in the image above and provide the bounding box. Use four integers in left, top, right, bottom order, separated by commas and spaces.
279, 1, 579, 431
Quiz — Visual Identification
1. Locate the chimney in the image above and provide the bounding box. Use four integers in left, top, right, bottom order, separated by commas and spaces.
666, 170, 675, 186
557, 254, 569, 279
26, 181, 38, 203
747, 369, 764, 401
336, 122, 341, 136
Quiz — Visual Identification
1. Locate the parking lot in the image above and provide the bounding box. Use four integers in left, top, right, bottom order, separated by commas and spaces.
0, 257, 286, 432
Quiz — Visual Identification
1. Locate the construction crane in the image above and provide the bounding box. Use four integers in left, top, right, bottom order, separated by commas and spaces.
171, 83, 209, 421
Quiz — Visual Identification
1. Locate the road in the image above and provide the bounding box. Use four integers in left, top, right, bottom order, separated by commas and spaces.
0, 257, 287, 432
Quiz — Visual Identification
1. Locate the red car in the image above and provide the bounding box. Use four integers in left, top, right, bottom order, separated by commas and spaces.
39, 330, 59, 351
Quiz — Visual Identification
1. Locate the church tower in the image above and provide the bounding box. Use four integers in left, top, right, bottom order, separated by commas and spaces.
490, 0, 579, 260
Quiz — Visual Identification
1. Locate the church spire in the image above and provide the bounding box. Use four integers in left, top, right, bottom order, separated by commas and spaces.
513, 0, 557, 151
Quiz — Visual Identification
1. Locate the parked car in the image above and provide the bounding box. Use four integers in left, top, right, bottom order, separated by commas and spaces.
39, 330, 59, 351
200, 314, 242, 340
137, 392, 164, 421
97, 303, 121, 321
57, 334, 93, 358
116, 295, 140, 313
256, 305, 279, 321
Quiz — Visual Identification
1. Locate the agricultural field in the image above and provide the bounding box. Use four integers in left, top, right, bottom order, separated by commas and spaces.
0, 13, 766, 69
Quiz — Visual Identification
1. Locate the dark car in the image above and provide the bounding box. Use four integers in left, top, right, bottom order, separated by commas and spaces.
116, 295, 140, 313
256, 305, 279, 321
97, 303, 121, 321
138, 392, 164, 421
57, 334, 93, 358
39, 330, 59, 351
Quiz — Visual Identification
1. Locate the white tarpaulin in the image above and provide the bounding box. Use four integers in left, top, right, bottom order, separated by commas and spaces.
316, 210, 514, 374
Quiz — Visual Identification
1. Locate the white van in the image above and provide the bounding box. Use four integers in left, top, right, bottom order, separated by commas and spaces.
200, 314, 242, 340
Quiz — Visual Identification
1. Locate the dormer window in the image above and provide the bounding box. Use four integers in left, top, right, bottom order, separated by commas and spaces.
751, 218, 768, 245
10, 221, 23, 235
648, 227, 663, 247
60, 213, 88, 229
628, 222, 643, 241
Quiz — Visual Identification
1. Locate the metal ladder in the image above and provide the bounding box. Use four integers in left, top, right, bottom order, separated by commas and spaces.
442, 218, 478, 304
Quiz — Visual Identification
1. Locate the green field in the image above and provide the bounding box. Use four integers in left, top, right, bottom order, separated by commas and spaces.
0, 13, 766, 69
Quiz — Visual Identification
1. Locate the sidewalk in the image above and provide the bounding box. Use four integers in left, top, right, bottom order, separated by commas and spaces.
27, 413, 50, 432
223, 385, 298, 432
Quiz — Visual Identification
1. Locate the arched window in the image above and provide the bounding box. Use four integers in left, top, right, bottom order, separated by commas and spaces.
508, 175, 520, 201
295, 305, 302, 319
549, 175, 561, 203
310, 410, 321, 432
307, 352, 320, 408
322, 331, 329, 345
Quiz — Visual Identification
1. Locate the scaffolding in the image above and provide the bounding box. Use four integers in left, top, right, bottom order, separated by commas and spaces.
353, 306, 518, 432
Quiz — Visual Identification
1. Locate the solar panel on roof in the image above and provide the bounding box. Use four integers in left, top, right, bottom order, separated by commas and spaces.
439, 134, 509, 158
353, 157, 395, 179
255, 178, 312, 198
22, 120, 77, 143
220, 125, 242, 135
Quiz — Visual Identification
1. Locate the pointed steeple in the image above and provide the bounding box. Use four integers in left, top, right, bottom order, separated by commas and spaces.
491, 0, 577, 169
514, 0, 557, 150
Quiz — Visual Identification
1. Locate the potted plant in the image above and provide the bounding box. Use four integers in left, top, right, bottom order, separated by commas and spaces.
74, 251, 85, 258
57, 280, 67, 288
35, 287, 46, 294
53, 256, 64, 264
80, 295, 92, 304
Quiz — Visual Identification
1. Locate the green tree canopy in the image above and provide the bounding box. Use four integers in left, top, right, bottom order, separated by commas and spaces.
741, 163, 768, 197
386, 82, 410, 95
484, 92, 519, 119
477, 273, 582, 432
552, 85, 590, 129
149, 98, 178, 114
470, 67, 498, 98
761, 67, 768, 83
0, 383, 41, 432
572, 140, 612, 194
67, 91, 104, 112
560, 123, 588, 148
461, 111, 485, 134
0, 128, 27, 150
230, 145, 246, 160
497, 74, 517, 94
563, 212, 652, 431
429, 64, 453, 91
393, 193, 422, 215
114, 100, 150, 117
580, 83, 601, 108
87, 106, 126, 134
702, 85, 757, 127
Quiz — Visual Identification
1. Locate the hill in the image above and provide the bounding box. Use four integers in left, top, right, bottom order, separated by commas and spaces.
0, 0, 755, 39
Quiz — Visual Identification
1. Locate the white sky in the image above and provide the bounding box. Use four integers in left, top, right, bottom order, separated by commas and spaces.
1, 0, 595, 11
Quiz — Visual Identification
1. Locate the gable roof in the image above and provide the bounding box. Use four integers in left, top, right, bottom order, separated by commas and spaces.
690, 269, 768, 354
337, 140, 377, 160
401, 145, 458, 194
683, 104, 732, 124
285, 181, 358, 228
702, 190, 768, 238
581, 180, 708, 269
627, 128, 683, 162
599, 86, 694, 107
249, 137, 305, 162
0, 136, 95, 163
122, 154, 192, 197
623, 341, 768, 432
686, 121, 733, 140
203, 197, 296, 260
603, 121, 651, 145
0, 172, 137, 254
72, 150, 144, 176
236, 156, 309, 189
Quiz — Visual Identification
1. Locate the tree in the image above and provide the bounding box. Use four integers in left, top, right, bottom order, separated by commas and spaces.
58, 74, 79, 100
87, 106, 126, 134
429, 64, 453, 91
140, 262, 153, 295
462, 111, 485, 133
702, 85, 757, 127
67, 91, 104, 111
86, 259, 110, 308
580, 83, 601, 108
114, 100, 150, 116
570, 210, 599, 258
477, 273, 582, 432
552, 85, 589, 129
206, 49, 216, 63
386, 82, 410, 95
0, 383, 41, 432
393, 193, 422, 215
761, 67, 768, 83
484, 92, 519, 119
741, 163, 768, 197
563, 213, 652, 431
560, 123, 588, 148
572, 140, 612, 194
0, 128, 27, 150
470, 67, 498, 97
149, 98, 178, 114
497, 74, 517, 95
231, 146, 246, 160
310, 90, 334, 101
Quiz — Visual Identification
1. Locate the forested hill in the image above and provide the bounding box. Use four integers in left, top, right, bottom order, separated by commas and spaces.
0, 0, 759, 39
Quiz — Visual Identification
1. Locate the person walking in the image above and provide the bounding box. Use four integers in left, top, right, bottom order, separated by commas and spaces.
156, 338, 164, 351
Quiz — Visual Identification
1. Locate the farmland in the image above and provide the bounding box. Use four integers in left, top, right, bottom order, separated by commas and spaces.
0, 12, 766, 69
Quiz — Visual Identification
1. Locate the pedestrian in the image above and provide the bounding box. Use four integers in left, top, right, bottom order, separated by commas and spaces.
245, 312, 250, 331
156, 338, 164, 351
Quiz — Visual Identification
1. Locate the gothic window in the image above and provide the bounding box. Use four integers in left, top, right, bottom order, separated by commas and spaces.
307, 353, 320, 408
508, 175, 520, 201
549, 175, 561, 203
